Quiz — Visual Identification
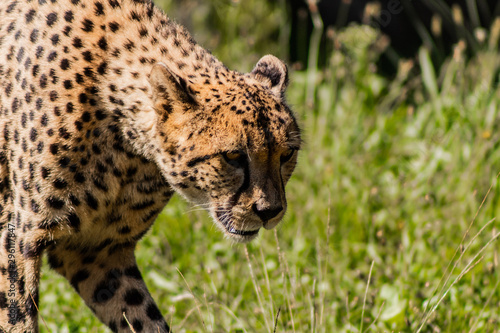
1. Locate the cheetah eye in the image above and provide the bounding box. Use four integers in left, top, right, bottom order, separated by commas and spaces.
280, 149, 296, 164
222, 151, 247, 167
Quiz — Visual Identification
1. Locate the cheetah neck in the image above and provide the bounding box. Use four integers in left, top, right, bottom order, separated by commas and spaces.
96, 0, 225, 96
79, 0, 228, 159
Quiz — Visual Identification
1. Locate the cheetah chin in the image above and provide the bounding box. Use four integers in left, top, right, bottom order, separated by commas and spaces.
215, 209, 260, 242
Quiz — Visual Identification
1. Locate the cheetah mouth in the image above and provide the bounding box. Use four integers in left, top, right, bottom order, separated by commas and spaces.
215, 210, 260, 237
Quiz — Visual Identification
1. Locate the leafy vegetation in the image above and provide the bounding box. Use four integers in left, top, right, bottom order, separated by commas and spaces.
39, 0, 500, 332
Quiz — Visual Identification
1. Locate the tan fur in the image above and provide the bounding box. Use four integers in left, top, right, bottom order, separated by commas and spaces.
0, 0, 301, 331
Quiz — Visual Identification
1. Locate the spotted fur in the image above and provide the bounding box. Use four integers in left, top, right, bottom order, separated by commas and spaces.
0, 0, 301, 331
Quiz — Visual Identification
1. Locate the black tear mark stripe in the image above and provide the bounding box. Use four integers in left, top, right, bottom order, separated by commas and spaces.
229, 159, 250, 206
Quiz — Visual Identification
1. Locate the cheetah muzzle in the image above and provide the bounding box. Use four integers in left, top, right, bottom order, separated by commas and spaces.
0, 0, 301, 331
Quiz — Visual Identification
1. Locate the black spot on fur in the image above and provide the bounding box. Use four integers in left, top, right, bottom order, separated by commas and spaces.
25, 290, 39, 318
82, 255, 96, 264
130, 200, 155, 210
30, 29, 39, 43
94, 1, 105, 15
47, 51, 57, 62
5, 301, 24, 324
124, 39, 135, 51
132, 320, 143, 332
109, 21, 120, 32
50, 34, 60, 46
85, 191, 98, 210
64, 10, 74, 22
49, 90, 58, 101
72, 37, 83, 48
58, 156, 70, 167
46, 12, 58, 27
6, 1, 17, 13
74, 172, 86, 183
124, 266, 142, 280
63, 80, 73, 90
108, 0, 120, 8
81, 111, 91, 122
97, 61, 108, 75
130, 10, 141, 21
139, 27, 148, 38
92, 269, 122, 304
146, 303, 164, 321
124, 288, 144, 306
47, 252, 63, 269
109, 321, 118, 332
79, 93, 88, 104
0, 292, 7, 309
98, 37, 108, 51
91, 144, 101, 154
39, 74, 48, 88
67, 213, 81, 229
63, 26, 72, 36
23, 239, 52, 258
60, 58, 70, 70
70, 269, 90, 292
82, 50, 93, 62
81, 18, 94, 32
53, 178, 67, 189
95, 109, 107, 120
76, 73, 85, 83
118, 226, 131, 234
31, 200, 40, 213
64, 102, 74, 114
47, 196, 65, 209
26, 9, 36, 23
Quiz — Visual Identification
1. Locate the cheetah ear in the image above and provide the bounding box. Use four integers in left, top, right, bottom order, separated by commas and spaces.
251, 55, 289, 98
149, 62, 197, 111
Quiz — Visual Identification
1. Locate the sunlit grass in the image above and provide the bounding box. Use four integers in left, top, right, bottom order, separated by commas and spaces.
38, 1, 500, 332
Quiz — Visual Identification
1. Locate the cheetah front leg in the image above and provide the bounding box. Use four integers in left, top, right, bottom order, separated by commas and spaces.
0, 224, 44, 333
47, 243, 170, 332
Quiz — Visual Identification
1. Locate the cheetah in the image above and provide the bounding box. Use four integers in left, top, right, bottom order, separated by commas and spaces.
0, 0, 301, 331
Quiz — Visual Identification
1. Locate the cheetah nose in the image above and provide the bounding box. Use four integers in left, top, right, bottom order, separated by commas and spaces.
252, 203, 283, 223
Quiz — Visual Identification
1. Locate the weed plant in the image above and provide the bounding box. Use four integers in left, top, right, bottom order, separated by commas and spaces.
39, 0, 500, 332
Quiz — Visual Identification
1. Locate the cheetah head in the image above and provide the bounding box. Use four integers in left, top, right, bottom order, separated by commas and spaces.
147, 55, 301, 242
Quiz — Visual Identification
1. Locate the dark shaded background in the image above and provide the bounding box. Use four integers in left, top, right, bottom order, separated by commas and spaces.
288, 0, 500, 73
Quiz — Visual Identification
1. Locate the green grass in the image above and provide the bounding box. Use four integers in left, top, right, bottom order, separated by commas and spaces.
39, 1, 500, 332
